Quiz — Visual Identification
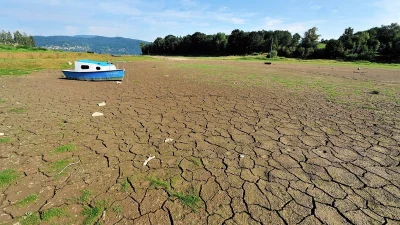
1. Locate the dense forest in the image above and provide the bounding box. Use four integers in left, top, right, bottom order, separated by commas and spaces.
34, 35, 147, 55
141, 23, 400, 61
0, 30, 36, 47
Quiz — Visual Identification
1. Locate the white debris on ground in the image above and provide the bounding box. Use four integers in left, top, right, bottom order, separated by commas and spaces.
165, 75, 170, 77
116, 81, 122, 84
164, 138, 174, 143
239, 154, 245, 158
16, 102, 21, 104
97, 102, 106, 107
143, 155, 156, 166
92, 112, 104, 117
102, 210, 106, 220
68, 62, 72, 65
0, 133, 4, 136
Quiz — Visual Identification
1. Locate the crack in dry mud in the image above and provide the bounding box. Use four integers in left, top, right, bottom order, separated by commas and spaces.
0, 60, 399, 224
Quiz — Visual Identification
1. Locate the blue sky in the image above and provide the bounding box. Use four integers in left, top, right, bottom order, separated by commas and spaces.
1, 0, 399, 42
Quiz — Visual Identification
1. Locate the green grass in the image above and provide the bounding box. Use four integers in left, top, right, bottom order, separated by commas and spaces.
0, 169, 19, 187
237, 55, 271, 61
145, 176, 201, 211
0, 46, 155, 76
147, 177, 170, 190
49, 159, 69, 176
174, 63, 232, 69
0, 44, 48, 52
271, 76, 307, 88
20, 208, 67, 224
0, 99, 5, 104
17, 194, 39, 206
41, 207, 67, 221
172, 192, 201, 211
82, 206, 103, 225
112, 205, 122, 216
21, 212, 41, 225
0, 137, 11, 143
121, 179, 130, 193
190, 158, 202, 166
318, 43, 326, 49
82, 201, 106, 225
79, 189, 93, 204
9, 107, 27, 113
55, 143, 76, 153
262, 71, 399, 107
0, 68, 37, 76
184, 55, 400, 70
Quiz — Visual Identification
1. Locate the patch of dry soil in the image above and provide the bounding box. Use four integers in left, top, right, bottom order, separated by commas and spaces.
0, 60, 399, 224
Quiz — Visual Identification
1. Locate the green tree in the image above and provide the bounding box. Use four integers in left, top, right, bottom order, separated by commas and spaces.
214, 32, 227, 55
13, 31, 22, 44
353, 31, 370, 54
270, 50, 278, 58
228, 29, 248, 55
0, 30, 6, 44
293, 33, 301, 42
191, 32, 207, 55
6, 31, 13, 44
140, 42, 148, 54
247, 31, 263, 53
339, 27, 356, 54
164, 35, 179, 54
376, 23, 400, 56
325, 39, 344, 58
180, 35, 192, 55
300, 27, 320, 58
153, 37, 165, 54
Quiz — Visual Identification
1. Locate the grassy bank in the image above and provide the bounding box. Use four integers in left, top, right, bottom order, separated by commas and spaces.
0, 44, 154, 76
179, 55, 400, 70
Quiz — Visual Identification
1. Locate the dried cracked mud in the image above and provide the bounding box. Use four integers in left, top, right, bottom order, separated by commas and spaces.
0, 59, 399, 225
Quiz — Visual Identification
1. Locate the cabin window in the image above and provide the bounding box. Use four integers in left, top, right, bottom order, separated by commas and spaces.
96, 67, 101, 70
81, 65, 89, 69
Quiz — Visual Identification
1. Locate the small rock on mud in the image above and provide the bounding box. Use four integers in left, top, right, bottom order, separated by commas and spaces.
92, 112, 104, 117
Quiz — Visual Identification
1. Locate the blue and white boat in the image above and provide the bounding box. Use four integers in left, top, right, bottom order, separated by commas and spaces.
62, 60, 125, 81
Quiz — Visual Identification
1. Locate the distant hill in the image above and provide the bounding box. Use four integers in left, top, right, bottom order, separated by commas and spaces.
34, 35, 149, 55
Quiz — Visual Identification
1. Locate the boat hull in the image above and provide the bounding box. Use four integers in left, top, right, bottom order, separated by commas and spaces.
62, 70, 125, 81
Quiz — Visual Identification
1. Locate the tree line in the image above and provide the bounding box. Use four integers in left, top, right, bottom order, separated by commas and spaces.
141, 23, 400, 61
0, 30, 36, 47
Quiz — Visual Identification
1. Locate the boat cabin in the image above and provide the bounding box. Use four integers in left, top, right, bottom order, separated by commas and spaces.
74, 60, 117, 72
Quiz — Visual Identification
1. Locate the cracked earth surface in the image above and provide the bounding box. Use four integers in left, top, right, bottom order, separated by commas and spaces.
0, 60, 399, 224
